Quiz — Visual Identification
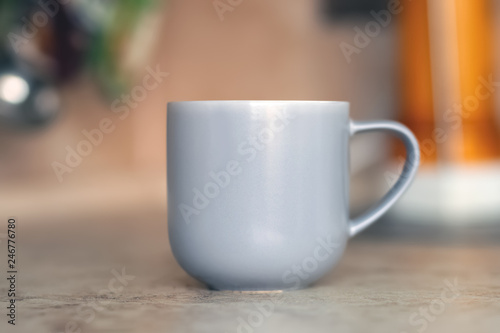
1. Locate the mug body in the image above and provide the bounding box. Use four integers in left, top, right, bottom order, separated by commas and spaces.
167, 101, 350, 290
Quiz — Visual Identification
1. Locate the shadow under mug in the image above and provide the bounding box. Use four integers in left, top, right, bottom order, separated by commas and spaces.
167, 101, 419, 291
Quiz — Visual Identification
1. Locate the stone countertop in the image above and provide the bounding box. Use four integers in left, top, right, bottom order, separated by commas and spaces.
1, 212, 499, 333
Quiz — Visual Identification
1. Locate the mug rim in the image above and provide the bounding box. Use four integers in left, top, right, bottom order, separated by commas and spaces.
168, 100, 349, 106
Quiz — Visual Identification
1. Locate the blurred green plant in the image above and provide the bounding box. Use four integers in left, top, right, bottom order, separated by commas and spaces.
82, 0, 162, 97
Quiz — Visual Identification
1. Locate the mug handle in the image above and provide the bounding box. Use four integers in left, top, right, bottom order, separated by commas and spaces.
349, 120, 420, 237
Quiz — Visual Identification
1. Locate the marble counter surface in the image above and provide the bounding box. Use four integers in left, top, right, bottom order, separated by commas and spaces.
1, 212, 499, 333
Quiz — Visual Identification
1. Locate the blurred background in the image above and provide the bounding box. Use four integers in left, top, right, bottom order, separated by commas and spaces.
2, 2, 500, 332
1, 0, 500, 232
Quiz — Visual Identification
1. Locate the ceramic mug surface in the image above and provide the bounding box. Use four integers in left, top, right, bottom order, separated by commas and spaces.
167, 101, 419, 291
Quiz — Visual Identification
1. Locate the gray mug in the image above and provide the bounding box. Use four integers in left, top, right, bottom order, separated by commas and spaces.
167, 101, 419, 291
